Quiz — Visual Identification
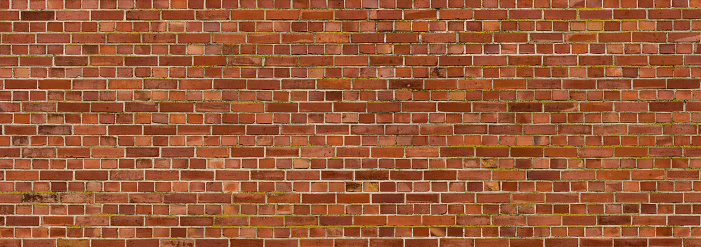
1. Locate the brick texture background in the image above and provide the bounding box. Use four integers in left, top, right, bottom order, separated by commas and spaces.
1, 0, 701, 246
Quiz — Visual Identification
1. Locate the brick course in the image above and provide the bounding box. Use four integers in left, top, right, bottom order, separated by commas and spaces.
1, 0, 701, 246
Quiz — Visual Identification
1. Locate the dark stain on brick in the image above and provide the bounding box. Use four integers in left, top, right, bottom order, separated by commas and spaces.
22, 193, 58, 203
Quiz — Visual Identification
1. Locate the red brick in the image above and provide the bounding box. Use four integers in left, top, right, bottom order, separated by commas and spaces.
0, 3, 696, 245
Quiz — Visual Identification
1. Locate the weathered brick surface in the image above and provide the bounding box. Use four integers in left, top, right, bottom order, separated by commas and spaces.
1, 0, 701, 246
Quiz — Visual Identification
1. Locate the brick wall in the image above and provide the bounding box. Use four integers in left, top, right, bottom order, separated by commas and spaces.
1, 0, 701, 246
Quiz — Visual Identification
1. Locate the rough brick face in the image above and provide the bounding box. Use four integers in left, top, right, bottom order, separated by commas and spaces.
1, 0, 701, 246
